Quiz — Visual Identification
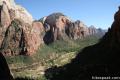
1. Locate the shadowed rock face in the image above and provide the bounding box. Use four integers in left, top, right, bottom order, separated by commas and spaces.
1, 19, 26, 56
0, 52, 13, 80
100, 7, 120, 49
44, 7, 120, 80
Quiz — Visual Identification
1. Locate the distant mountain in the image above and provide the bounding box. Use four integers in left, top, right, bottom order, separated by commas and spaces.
88, 25, 106, 37
42, 13, 105, 44
96, 28, 107, 37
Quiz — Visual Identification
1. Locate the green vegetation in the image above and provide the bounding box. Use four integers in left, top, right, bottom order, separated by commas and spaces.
5, 35, 100, 80
5, 55, 33, 65
15, 76, 47, 80
48, 35, 99, 53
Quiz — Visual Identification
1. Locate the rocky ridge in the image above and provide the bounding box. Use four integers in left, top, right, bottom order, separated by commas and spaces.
42, 13, 105, 44
0, 0, 105, 56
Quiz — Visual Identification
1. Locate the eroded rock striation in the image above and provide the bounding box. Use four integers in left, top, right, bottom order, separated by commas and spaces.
43, 13, 104, 44
43, 13, 71, 44
0, 0, 44, 56
0, 0, 33, 24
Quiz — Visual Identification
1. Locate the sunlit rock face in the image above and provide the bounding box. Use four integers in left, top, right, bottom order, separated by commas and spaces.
0, 1, 11, 28
0, 1, 11, 48
0, 20, 44, 56
65, 20, 99, 40
0, 0, 44, 56
43, 13, 101, 44
0, 0, 33, 24
0, 0, 16, 9
43, 12, 72, 44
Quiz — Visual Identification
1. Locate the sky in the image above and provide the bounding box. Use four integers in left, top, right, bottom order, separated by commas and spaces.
15, 0, 120, 29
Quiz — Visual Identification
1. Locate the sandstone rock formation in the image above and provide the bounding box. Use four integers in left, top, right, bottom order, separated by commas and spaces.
39, 16, 47, 24
0, 0, 105, 55
65, 20, 90, 40
0, 1, 11, 28
43, 13, 71, 44
43, 13, 105, 43
15, 5, 33, 24
1, 19, 25, 56
0, 0, 33, 24
0, 0, 16, 9
0, 19, 44, 56
88, 25, 98, 35
0, 1, 11, 48
0, 0, 44, 56
65, 20, 102, 40
24, 21, 44, 55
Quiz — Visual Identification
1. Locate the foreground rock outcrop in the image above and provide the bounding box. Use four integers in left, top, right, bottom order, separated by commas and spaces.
0, 52, 13, 80
45, 7, 120, 80
0, 0, 44, 56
